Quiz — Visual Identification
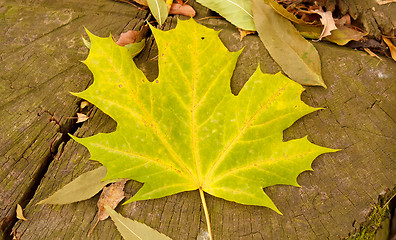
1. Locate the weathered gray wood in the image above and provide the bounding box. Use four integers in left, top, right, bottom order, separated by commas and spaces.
326, 0, 396, 39
3, 0, 396, 239
0, 0, 148, 238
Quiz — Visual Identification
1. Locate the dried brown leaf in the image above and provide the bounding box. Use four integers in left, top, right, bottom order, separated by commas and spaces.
382, 36, 396, 61
88, 179, 128, 236
336, 14, 351, 26
16, 204, 27, 221
133, 0, 148, 6
238, 28, 256, 41
169, 3, 196, 17
377, 0, 396, 4
313, 10, 337, 40
76, 113, 89, 123
97, 179, 128, 221
116, 26, 149, 47
116, 31, 139, 47
80, 101, 89, 110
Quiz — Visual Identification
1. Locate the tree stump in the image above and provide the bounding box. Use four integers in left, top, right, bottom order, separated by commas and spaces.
1, 0, 395, 239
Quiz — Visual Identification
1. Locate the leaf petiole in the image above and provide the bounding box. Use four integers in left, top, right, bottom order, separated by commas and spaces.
199, 187, 213, 240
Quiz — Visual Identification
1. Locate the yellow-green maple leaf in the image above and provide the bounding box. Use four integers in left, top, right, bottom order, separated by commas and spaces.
71, 19, 336, 214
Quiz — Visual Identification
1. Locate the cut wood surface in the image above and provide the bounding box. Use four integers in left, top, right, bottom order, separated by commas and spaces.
326, 0, 396, 39
1, 0, 395, 239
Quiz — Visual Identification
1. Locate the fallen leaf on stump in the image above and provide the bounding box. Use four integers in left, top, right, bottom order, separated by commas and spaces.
132, 0, 149, 6
116, 26, 149, 46
37, 166, 116, 205
80, 101, 89, 110
76, 113, 89, 123
313, 9, 337, 40
97, 179, 128, 221
116, 31, 140, 47
169, 3, 196, 17
16, 204, 27, 221
105, 206, 173, 240
382, 36, 396, 61
377, 0, 396, 4
88, 179, 128, 236
238, 28, 256, 41
336, 14, 351, 26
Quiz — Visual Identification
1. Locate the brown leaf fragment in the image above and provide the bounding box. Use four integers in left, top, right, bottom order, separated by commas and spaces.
327, 25, 366, 45
116, 25, 149, 47
97, 179, 128, 221
377, 0, 396, 4
169, 3, 196, 17
336, 14, 351, 26
76, 113, 89, 123
80, 101, 89, 110
382, 36, 396, 61
238, 28, 256, 41
313, 10, 337, 40
116, 31, 139, 47
16, 204, 27, 221
88, 179, 128, 236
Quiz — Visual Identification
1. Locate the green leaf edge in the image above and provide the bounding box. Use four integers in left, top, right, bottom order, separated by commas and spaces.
37, 166, 116, 205
105, 206, 173, 240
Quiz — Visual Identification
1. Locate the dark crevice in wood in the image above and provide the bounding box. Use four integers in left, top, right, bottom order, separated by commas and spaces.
389, 197, 396, 239
5, 109, 84, 240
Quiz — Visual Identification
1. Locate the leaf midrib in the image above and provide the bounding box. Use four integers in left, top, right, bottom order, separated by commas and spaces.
225, 0, 253, 18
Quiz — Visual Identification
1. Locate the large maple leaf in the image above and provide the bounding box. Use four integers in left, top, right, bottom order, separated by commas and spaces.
72, 19, 336, 214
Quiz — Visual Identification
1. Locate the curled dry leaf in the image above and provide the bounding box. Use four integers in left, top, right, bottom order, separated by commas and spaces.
80, 101, 89, 110
97, 179, 128, 221
238, 28, 255, 41
377, 0, 396, 4
133, 0, 148, 6
116, 26, 149, 47
264, 0, 311, 25
16, 204, 27, 221
313, 10, 337, 40
382, 36, 396, 61
336, 14, 351, 26
76, 113, 89, 123
88, 179, 128, 236
169, 3, 196, 17
295, 24, 366, 45
116, 31, 139, 47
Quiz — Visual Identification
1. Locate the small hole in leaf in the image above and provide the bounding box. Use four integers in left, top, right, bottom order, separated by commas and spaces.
201, 37, 205, 40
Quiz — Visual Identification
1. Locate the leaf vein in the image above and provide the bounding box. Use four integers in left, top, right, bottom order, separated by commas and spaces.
203, 83, 289, 185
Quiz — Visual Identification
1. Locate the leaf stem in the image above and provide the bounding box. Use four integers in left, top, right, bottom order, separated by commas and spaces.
199, 187, 213, 240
